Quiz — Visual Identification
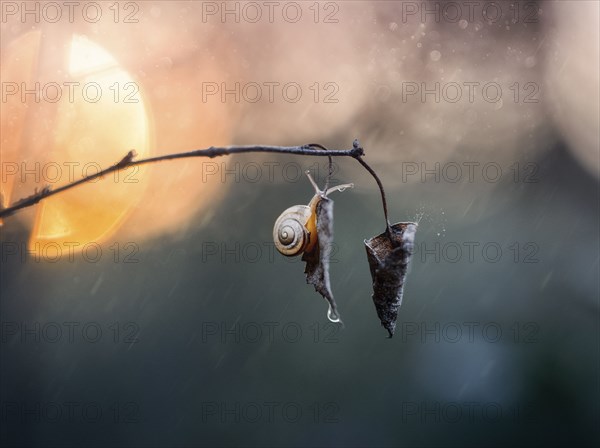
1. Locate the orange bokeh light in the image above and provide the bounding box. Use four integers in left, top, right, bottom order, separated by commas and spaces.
1, 29, 233, 256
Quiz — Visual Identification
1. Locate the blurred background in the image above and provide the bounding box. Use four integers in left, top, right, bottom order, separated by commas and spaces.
1, 1, 598, 446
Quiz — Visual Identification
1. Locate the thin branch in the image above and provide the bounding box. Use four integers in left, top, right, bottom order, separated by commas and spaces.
0, 143, 364, 220
350, 140, 392, 235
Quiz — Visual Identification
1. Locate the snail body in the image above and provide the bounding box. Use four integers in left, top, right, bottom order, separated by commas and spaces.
273, 172, 353, 257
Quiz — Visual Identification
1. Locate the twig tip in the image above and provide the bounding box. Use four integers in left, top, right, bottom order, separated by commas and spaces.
116, 150, 137, 168
352, 139, 365, 157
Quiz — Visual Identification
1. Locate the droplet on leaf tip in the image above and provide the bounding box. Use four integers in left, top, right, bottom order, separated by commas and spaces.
327, 305, 341, 323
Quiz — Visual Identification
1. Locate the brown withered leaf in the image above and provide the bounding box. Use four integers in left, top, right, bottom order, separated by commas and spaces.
365, 222, 418, 337
301, 197, 341, 323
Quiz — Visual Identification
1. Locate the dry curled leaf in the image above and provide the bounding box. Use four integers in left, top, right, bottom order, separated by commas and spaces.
302, 197, 341, 323
365, 222, 418, 337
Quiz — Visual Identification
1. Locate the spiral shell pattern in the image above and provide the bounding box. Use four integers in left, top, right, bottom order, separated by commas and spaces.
273, 205, 312, 256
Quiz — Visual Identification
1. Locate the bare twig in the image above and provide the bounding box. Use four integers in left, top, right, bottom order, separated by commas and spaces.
0, 143, 364, 220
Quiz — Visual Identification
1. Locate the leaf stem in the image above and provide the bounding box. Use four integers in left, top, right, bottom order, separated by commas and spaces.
350, 140, 392, 235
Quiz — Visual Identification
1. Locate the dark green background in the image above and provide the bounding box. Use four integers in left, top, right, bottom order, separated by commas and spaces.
1, 142, 598, 447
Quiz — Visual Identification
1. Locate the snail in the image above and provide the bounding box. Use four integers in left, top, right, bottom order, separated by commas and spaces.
273, 171, 353, 257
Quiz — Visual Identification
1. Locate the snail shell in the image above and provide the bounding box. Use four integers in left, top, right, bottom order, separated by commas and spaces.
273, 171, 352, 257
273, 205, 313, 256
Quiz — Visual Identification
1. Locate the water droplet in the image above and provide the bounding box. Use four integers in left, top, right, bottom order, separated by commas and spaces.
430, 50, 442, 61
525, 56, 537, 68
375, 84, 392, 102
417, 42, 422, 48
327, 305, 340, 323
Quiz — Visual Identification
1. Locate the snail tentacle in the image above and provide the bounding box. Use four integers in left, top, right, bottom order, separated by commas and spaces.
273, 173, 353, 257
325, 183, 354, 196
